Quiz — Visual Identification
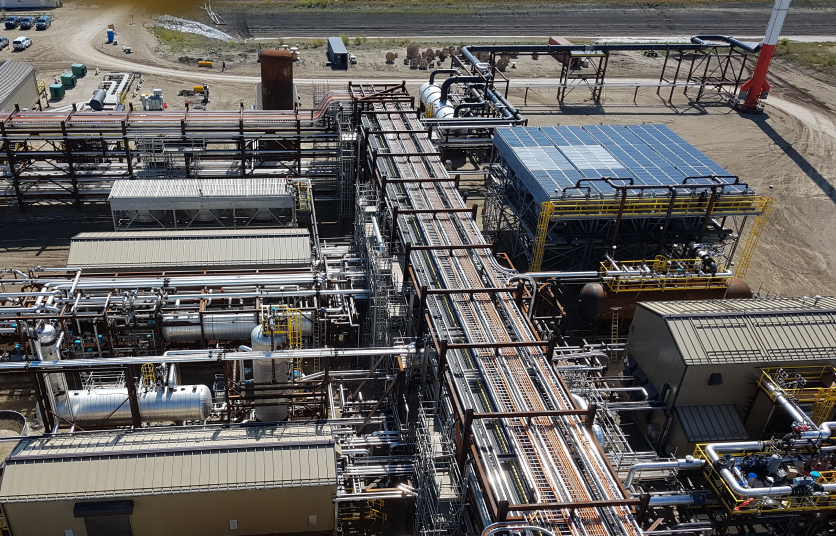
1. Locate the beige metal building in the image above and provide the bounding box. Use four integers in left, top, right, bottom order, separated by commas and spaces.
0, 60, 39, 112
626, 297, 836, 455
0, 424, 338, 536
66, 229, 312, 272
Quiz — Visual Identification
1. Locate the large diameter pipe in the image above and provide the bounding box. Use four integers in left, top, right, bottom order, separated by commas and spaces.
624, 458, 705, 487
59, 385, 212, 425
705, 441, 836, 497
764, 381, 813, 426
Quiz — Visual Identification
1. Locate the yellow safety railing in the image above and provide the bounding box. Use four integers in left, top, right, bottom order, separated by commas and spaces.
141, 363, 156, 387
735, 196, 774, 278
529, 195, 771, 272
694, 443, 836, 514
601, 256, 732, 293
546, 194, 770, 219
296, 181, 311, 210
530, 201, 554, 271
758, 366, 836, 425
261, 305, 303, 349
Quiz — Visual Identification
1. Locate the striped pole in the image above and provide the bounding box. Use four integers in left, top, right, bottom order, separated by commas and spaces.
740, 0, 792, 111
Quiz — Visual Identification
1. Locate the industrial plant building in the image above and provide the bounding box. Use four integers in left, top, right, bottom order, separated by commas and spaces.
0, 11, 831, 536
0, 425, 337, 536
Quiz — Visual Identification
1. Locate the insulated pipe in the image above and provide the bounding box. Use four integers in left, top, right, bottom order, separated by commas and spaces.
647, 495, 698, 506
705, 441, 836, 497
440, 76, 483, 101
624, 458, 705, 487
764, 381, 814, 426
429, 68, 461, 85
482, 524, 557, 536
690, 35, 761, 53
0, 345, 416, 369
454, 97, 486, 117
371, 216, 385, 252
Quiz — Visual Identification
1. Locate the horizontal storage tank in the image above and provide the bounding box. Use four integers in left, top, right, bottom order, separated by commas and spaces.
59, 385, 212, 425
579, 278, 753, 321
162, 313, 258, 342
418, 82, 454, 119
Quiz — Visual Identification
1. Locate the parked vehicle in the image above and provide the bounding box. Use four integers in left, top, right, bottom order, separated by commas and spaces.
35, 15, 51, 30
12, 37, 31, 51
4, 16, 20, 30
0, 37, 8, 51
19, 17, 35, 30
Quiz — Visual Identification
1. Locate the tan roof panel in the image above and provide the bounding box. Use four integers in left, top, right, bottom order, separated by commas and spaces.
67, 229, 311, 270
0, 424, 336, 502
637, 297, 836, 365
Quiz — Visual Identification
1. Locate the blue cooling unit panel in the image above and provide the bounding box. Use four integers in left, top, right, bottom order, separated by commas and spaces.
493, 125, 733, 204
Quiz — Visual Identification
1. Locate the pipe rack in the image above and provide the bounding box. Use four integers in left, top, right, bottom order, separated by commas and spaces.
357, 84, 641, 536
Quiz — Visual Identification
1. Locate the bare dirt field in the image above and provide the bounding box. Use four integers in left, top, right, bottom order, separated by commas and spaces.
210, 2, 836, 39
1, 0, 836, 299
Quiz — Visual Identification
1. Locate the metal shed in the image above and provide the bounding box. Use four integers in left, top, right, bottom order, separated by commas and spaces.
626, 297, 836, 454
327, 37, 348, 69
66, 229, 311, 272
0, 60, 38, 112
0, 424, 338, 536
108, 178, 299, 230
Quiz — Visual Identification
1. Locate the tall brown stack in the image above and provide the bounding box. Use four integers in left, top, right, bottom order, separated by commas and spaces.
260, 48, 294, 110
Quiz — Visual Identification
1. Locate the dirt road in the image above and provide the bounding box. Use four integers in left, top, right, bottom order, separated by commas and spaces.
3, 2, 836, 298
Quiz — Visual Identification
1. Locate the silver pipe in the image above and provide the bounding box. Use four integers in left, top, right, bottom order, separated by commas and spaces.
703, 441, 828, 497
333, 492, 409, 502
764, 381, 815, 426
371, 216, 385, 252
167, 363, 177, 389
624, 458, 705, 487
68, 269, 82, 297
481, 523, 556, 536
647, 495, 697, 506
0, 346, 416, 370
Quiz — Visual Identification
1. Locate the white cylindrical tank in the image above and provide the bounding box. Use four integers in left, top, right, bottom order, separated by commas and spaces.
418, 82, 454, 119
251, 325, 290, 422
161, 313, 258, 342
59, 385, 213, 425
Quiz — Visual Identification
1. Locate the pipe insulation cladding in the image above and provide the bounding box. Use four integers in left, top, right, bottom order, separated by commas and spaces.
57, 385, 213, 425
261, 48, 294, 111
161, 313, 312, 342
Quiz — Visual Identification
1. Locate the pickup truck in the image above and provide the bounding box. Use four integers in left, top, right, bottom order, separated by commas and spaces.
35, 15, 51, 30
19, 17, 35, 30
4, 16, 20, 30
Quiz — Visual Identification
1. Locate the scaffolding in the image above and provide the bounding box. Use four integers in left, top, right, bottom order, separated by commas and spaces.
415, 402, 463, 536
355, 183, 395, 348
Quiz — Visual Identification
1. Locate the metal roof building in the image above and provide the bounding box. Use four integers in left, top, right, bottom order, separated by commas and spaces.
108, 179, 298, 230
109, 179, 296, 211
0, 424, 338, 536
0, 60, 39, 112
625, 297, 836, 454
66, 229, 311, 272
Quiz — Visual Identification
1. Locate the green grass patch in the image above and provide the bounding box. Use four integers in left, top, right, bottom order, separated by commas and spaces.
153, 26, 214, 52
776, 40, 836, 77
